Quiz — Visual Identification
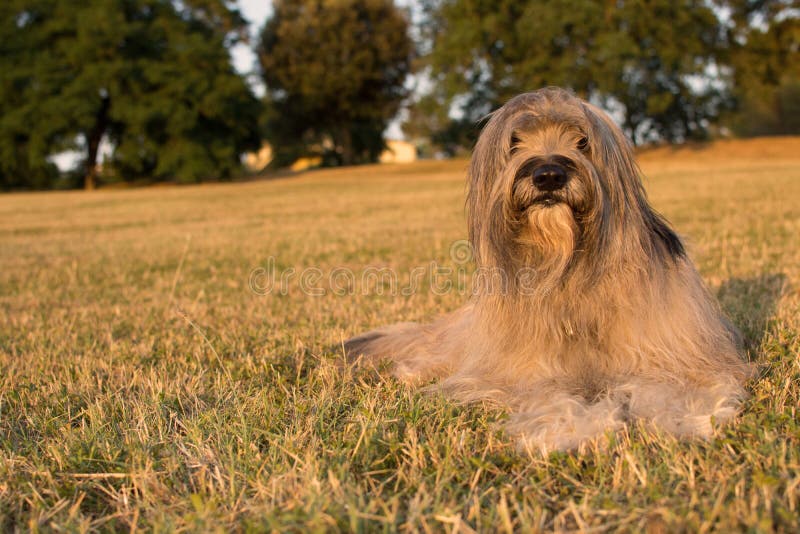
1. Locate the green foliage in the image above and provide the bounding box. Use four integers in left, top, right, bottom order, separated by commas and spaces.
0, 2, 64, 189
596, 1, 728, 143
732, 76, 800, 136
724, 6, 800, 136
257, 0, 413, 166
0, 0, 261, 190
407, 0, 798, 151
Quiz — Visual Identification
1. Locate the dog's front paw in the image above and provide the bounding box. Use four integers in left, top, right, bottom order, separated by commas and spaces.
623, 380, 746, 439
509, 395, 627, 454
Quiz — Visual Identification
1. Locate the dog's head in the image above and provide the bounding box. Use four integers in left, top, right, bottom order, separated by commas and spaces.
467, 87, 683, 280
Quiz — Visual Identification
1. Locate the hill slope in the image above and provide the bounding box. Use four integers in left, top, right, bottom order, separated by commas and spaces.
0, 137, 798, 531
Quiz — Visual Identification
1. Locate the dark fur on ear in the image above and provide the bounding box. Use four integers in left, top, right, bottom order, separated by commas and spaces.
646, 210, 686, 261
581, 101, 687, 265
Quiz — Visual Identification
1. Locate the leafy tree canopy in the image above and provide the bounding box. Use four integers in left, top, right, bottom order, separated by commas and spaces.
0, 0, 260, 190
721, 0, 799, 136
411, 0, 796, 148
257, 0, 413, 166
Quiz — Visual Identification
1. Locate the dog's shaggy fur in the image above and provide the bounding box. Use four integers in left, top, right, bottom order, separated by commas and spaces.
345, 88, 751, 453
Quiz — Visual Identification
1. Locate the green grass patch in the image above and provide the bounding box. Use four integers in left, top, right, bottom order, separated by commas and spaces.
1, 143, 799, 531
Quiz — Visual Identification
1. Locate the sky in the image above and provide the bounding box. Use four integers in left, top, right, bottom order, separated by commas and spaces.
230, 0, 273, 90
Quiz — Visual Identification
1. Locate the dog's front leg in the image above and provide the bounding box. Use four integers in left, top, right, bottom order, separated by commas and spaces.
344, 304, 474, 383
343, 321, 454, 383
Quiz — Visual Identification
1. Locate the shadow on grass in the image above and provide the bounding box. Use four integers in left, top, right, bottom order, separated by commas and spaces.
716, 273, 788, 356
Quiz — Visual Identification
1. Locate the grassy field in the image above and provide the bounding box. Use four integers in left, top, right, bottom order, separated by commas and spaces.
1, 137, 799, 532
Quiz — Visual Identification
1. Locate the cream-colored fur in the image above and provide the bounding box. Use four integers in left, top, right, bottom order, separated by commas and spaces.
345, 88, 751, 453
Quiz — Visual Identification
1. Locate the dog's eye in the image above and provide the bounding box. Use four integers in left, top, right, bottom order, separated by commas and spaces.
511, 134, 521, 146
577, 136, 589, 151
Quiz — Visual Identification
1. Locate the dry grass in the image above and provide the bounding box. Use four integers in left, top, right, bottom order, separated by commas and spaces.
1, 137, 799, 532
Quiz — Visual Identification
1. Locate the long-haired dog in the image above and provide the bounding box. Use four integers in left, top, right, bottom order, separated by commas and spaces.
345, 88, 751, 453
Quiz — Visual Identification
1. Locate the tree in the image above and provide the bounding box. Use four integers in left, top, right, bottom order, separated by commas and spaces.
721, 1, 800, 135
596, 1, 729, 143
413, 0, 730, 147
0, 0, 261, 190
257, 0, 413, 166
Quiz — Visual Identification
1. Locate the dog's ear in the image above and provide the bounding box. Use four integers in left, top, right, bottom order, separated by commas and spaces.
467, 105, 517, 270
580, 102, 642, 197
581, 102, 686, 262
584, 103, 660, 216
644, 209, 686, 261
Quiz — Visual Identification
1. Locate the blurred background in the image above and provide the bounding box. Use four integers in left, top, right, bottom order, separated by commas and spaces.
1, 0, 797, 191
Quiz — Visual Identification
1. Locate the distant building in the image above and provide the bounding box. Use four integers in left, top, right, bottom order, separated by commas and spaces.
243, 143, 273, 173
290, 157, 322, 171
243, 138, 417, 172
379, 140, 417, 164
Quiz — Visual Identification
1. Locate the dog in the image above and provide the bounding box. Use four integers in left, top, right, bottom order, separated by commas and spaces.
345, 87, 751, 453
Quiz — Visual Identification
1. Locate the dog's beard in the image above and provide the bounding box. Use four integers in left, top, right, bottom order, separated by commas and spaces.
514, 201, 579, 285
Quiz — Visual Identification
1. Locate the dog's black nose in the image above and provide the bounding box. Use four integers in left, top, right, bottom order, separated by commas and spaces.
533, 164, 568, 191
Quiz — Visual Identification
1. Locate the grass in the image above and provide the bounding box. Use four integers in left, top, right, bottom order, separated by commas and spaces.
1, 137, 799, 532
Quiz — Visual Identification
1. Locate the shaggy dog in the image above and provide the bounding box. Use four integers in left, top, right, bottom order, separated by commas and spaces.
345, 87, 751, 453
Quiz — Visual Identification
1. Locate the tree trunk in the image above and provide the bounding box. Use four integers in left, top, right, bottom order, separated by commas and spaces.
337, 125, 354, 166
84, 93, 111, 190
